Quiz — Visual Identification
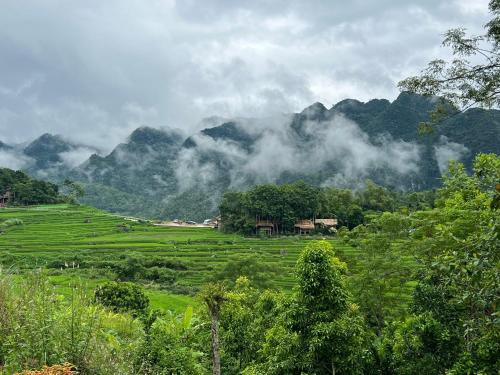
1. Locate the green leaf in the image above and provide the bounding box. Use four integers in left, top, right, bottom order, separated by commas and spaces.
183, 305, 193, 329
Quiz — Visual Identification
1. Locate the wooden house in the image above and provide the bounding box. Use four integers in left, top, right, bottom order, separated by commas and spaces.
0, 191, 12, 208
294, 219, 315, 235
256, 220, 274, 235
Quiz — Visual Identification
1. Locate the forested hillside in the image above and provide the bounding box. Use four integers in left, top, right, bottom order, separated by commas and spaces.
1, 92, 499, 220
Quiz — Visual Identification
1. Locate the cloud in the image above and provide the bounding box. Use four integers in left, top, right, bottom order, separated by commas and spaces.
434, 135, 469, 174
0, 1, 491, 148
0, 148, 33, 170
174, 113, 422, 193
59, 146, 98, 168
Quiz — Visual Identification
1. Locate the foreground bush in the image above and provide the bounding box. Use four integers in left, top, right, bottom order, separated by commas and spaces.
94, 281, 149, 316
0, 273, 143, 374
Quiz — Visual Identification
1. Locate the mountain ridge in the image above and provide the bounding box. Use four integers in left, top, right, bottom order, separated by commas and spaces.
2, 92, 499, 220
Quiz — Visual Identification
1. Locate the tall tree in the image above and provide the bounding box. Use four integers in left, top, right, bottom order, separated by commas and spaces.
201, 283, 227, 375
246, 241, 368, 375
399, 0, 500, 130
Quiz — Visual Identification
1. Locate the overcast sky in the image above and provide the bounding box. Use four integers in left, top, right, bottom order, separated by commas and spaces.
0, 0, 491, 151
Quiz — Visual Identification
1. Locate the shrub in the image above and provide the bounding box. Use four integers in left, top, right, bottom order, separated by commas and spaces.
0, 273, 142, 374
1, 218, 24, 228
94, 281, 149, 316
142, 267, 176, 284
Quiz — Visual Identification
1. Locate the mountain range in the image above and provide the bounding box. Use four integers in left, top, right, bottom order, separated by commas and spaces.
1, 92, 499, 220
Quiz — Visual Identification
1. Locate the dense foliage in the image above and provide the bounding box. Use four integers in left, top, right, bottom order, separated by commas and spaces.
0, 168, 62, 206
220, 180, 435, 234
0, 152, 498, 374
94, 282, 149, 316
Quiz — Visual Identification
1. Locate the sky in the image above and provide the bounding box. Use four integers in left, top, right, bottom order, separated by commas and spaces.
0, 0, 491, 151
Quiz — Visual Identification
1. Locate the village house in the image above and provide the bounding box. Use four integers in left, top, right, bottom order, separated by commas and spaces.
255, 220, 274, 235
0, 191, 12, 208
294, 219, 315, 235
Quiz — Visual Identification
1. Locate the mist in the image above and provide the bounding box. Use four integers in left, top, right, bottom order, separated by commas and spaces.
434, 136, 469, 174
174, 112, 422, 193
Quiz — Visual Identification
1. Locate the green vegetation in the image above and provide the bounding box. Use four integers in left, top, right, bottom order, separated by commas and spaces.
94, 281, 149, 316
0, 153, 498, 374
220, 180, 435, 233
400, 0, 500, 130
0, 203, 364, 302
0, 168, 62, 206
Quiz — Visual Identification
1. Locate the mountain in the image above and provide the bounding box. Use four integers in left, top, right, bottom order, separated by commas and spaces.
6, 92, 500, 220
22, 133, 99, 180
23, 133, 73, 169
73, 126, 183, 198
0, 140, 12, 150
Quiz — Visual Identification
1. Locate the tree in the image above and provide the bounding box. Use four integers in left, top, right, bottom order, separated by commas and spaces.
399, 0, 500, 131
200, 283, 227, 375
219, 191, 254, 234
211, 254, 278, 289
344, 212, 413, 333
94, 281, 149, 316
248, 241, 369, 375
219, 277, 282, 374
136, 307, 206, 375
62, 179, 84, 205
385, 153, 500, 373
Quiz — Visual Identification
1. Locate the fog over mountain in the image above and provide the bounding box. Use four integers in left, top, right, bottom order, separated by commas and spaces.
3, 92, 499, 220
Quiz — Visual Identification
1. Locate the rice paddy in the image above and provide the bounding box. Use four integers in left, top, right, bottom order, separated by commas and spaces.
0, 204, 405, 312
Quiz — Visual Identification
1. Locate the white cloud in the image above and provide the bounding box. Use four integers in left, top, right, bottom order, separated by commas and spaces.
0, 149, 33, 170
175, 113, 422, 192
434, 136, 469, 174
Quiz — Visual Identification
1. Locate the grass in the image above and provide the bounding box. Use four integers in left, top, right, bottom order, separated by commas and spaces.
0, 204, 413, 313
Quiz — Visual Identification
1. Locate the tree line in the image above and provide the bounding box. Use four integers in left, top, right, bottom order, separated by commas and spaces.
0, 168, 83, 206
219, 180, 436, 234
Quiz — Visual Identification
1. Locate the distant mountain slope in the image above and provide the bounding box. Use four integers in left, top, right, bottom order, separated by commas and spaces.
5, 92, 500, 220
73, 127, 183, 199
22, 133, 99, 179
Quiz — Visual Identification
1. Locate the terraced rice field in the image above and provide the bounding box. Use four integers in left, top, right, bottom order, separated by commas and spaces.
0, 204, 395, 312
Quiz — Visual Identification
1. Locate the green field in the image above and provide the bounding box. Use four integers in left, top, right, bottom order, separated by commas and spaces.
0, 204, 400, 312
0, 205, 422, 311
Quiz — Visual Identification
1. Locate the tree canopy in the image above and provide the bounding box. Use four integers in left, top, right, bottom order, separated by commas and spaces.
399, 0, 500, 130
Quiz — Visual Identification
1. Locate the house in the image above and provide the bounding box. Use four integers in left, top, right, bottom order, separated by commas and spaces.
294, 219, 315, 235
256, 220, 274, 235
314, 218, 338, 228
0, 191, 12, 208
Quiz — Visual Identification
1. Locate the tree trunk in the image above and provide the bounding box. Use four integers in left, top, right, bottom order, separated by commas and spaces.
211, 308, 221, 375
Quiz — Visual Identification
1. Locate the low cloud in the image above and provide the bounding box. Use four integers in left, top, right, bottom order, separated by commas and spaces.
0, 148, 33, 170
174, 113, 422, 193
59, 146, 98, 168
434, 135, 469, 174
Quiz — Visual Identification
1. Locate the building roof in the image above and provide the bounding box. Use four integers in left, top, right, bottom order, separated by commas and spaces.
294, 220, 315, 229
256, 220, 274, 227
315, 218, 338, 226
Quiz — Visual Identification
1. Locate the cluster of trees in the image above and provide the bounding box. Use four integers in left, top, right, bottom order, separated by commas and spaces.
0, 168, 61, 206
219, 180, 435, 234
0, 168, 84, 206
